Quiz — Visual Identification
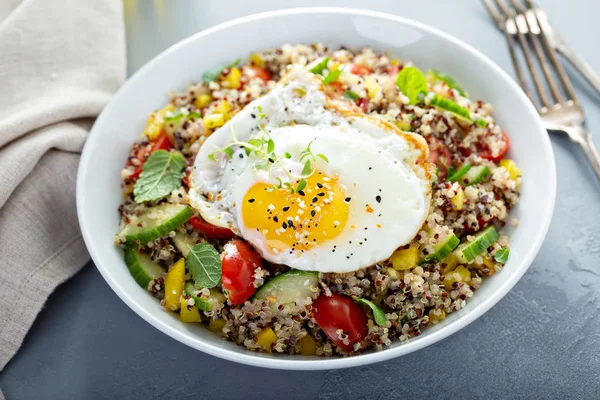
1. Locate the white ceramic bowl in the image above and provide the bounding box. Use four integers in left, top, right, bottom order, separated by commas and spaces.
77, 8, 556, 370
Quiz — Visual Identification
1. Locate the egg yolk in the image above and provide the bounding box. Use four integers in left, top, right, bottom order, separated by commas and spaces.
241, 171, 349, 253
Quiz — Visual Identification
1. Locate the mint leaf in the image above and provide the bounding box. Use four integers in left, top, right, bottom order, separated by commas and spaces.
448, 164, 472, 182
396, 66, 428, 104
323, 67, 342, 85
309, 57, 329, 75
494, 248, 510, 264
355, 298, 386, 326
343, 90, 359, 100
426, 69, 466, 97
133, 150, 185, 203
202, 58, 241, 83
186, 243, 222, 288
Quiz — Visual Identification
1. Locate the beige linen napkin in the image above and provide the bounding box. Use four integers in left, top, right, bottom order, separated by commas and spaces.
0, 0, 125, 375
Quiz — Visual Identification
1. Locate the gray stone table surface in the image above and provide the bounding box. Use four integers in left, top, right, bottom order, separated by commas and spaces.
1, 0, 599, 399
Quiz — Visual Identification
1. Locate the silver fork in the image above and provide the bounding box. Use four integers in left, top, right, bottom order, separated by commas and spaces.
483, 0, 600, 182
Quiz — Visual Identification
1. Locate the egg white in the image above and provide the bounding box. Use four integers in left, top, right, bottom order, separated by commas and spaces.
189, 68, 433, 272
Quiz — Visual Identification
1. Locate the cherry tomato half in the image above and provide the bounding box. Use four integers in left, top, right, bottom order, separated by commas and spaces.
350, 64, 371, 76
152, 132, 173, 151
478, 130, 510, 162
250, 66, 272, 82
221, 240, 263, 305
312, 292, 368, 352
189, 216, 235, 240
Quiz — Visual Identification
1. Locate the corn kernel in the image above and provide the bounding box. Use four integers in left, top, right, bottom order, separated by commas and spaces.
428, 309, 446, 324
391, 58, 402, 66
364, 77, 381, 99
250, 53, 266, 68
390, 247, 420, 270
499, 159, 521, 180
222, 67, 242, 89
203, 113, 226, 129
443, 265, 471, 290
299, 335, 318, 356
256, 327, 278, 352
180, 299, 202, 322
209, 318, 227, 333
195, 94, 213, 109
451, 187, 465, 210
440, 253, 458, 275
164, 258, 185, 311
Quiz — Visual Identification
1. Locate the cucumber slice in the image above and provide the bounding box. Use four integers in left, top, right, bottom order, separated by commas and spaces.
459, 165, 490, 186
254, 270, 319, 305
454, 225, 500, 263
430, 94, 486, 127
120, 203, 193, 244
172, 232, 196, 257
124, 247, 165, 289
421, 231, 460, 263
184, 282, 226, 312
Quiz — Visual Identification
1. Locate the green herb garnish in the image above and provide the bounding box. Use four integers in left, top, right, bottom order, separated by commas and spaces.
323, 67, 342, 85
209, 128, 329, 194
186, 243, 222, 288
308, 57, 329, 75
396, 66, 428, 104
355, 298, 386, 326
133, 150, 185, 203
202, 58, 241, 83
426, 69, 466, 97
448, 164, 472, 181
343, 90, 360, 100
494, 248, 510, 264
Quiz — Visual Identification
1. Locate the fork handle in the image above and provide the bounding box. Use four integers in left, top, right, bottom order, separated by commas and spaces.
578, 130, 600, 182
554, 34, 600, 99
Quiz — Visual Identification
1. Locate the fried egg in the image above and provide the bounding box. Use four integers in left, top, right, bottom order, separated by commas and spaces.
189, 68, 433, 272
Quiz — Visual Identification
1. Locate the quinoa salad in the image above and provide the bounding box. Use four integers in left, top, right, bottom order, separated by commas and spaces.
116, 44, 521, 356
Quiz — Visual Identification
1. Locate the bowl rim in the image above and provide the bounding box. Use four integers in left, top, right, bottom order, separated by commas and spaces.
77, 6, 556, 370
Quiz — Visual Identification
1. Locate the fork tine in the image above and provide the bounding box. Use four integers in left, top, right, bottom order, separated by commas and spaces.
511, 0, 564, 105
524, 0, 580, 106
495, 0, 552, 110
482, 0, 535, 102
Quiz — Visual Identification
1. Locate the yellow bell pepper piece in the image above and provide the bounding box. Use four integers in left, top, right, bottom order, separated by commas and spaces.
428, 309, 446, 325
214, 100, 232, 120
451, 187, 465, 210
164, 258, 186, 311
143, 104, 175, 140
299, 334, 318, 356
195, 94, 213, 109
390, 247, 420, 270
364, 77, 381, 99
180, 298, 202, 322
440, 253, 458, 275
209, 318, 227, 333
256, 327, 278, 352
250, 53, 266, 68
499, 159, 521, 180
222, 67, 242, 89
443, 265, 471, 290
203, 113, 226, 130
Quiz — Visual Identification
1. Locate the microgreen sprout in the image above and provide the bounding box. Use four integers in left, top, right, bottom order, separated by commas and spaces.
208, 125, 329, 194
